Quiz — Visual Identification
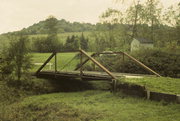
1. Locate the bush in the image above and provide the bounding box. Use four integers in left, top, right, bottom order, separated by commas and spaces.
0, 35, 32, 81
83, 48, 180, 78
114, 49, 180, 77
33, 37, 63, 52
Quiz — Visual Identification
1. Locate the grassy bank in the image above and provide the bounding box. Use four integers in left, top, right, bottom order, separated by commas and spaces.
1, 90, 180, 121
0, 76, 179, 121
122, 77, 180, 95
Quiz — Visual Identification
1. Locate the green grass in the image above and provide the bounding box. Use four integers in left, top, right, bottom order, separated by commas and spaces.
31, 52, 93, 72
31, 52, 80, 72
1, 90, 180, 121
122, 77, 180, 95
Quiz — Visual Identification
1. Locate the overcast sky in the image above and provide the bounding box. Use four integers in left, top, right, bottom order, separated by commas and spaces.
0, 0, 179, 34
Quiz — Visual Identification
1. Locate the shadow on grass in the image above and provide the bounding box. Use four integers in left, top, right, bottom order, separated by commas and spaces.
38, 77, 95, 92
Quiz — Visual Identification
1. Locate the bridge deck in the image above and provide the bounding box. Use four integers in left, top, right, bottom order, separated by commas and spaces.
37, 71, 155, 81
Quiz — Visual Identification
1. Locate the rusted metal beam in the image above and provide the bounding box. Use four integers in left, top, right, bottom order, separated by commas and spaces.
36, 52, 56, 75
97, 51, 161, 77
123, 52, 161, 77
79, 49, 117, 80
74, 53, 96, 71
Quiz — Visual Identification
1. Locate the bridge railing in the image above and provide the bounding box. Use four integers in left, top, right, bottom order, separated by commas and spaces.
76, 51, 161, 77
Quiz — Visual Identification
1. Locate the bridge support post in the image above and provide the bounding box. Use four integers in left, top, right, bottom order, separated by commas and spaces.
54, 52, 57, 78
112, 79, 117, 93
55, 52, 57, 73
80, 51, 83, 78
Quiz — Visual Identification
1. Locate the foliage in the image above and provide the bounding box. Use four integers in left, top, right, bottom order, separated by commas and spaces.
33, 37, 63, 52
83, 48, 179, 78
64, 33, 89, 51
64, 35, 79, 51
0, 35, 32, 81
114, 48, 180, 78
5, 19, 95, 35
80, 33, 89, 50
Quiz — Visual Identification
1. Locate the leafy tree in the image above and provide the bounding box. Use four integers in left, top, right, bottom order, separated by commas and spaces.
144, 0, 162, 41
45, 16, 58, 35
32, 16, 63, 53
163, 3, 180, 48
98, 8, 126, 51
44, 16, 60, 52
125, 2, 145, 38
1, 35, 32, 81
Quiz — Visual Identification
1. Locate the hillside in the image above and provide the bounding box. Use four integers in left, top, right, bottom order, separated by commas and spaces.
5, 19, 96, 35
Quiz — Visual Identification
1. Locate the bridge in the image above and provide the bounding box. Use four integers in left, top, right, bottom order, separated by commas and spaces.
35, 49, 161, 92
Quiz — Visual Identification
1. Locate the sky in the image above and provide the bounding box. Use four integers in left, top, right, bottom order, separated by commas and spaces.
0, 0, 179, 34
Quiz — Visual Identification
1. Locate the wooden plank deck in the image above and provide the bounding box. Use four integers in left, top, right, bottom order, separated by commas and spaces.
37, 71, 155, 81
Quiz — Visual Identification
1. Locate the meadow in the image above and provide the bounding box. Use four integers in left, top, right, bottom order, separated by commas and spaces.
1, 90, 180, 121
31, 52, 79, 72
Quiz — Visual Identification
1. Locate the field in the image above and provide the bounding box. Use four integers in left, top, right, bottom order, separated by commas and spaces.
1, 90, 180, 121
31, 52, 79, 72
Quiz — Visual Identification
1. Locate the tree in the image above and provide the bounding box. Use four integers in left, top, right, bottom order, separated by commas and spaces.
144, 0, 162, 41
44, 16, 60, 52
125, 2, 145, 38
65, 35, 79, 51
162, 2, 180, 50
99, 8, 125, 51
80, 33, 88, 51
1, 35, 32, 81
45, 16, 58, 35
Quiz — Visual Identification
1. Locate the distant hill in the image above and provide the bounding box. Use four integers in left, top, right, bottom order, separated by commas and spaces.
6, 19, 96, 35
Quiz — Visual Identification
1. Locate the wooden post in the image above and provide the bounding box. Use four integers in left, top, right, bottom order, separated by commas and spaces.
93, 54, 96, 71
80, 51, 83, 77
123, 52, 125, 62
55, 52, 57, 73
112, 79, 117, 93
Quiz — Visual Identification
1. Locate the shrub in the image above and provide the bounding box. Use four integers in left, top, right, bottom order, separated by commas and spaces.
83, 48, 180, 78
0, 35, 32, 81
114, 49, 180, 77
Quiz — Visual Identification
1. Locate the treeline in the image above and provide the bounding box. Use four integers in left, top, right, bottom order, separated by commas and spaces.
33, 33, 88, 52
90, 1, 180, 52
6, 19, 95, 35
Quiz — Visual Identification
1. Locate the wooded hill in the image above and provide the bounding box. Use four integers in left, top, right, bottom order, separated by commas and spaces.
5, 19, 96, 35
